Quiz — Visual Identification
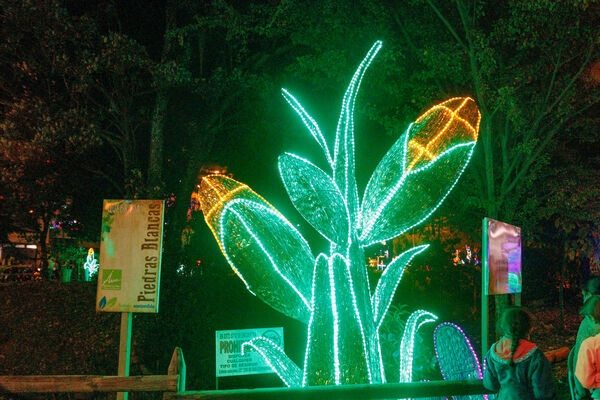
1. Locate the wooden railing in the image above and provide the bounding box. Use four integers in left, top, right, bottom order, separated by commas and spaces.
0, 347, 494, 399
0, 347, 185, 399
170, 380, 493, 399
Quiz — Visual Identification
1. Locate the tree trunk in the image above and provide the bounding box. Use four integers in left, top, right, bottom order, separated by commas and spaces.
560, 245, 567, 330
162, 155, 204, 281
38, 217, 49, 270
149, 93, 167, 194
148, 3, 176, 195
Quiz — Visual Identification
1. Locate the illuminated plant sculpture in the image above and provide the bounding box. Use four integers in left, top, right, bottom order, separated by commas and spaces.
198, 41, 480, 386
83, 248, 99, 281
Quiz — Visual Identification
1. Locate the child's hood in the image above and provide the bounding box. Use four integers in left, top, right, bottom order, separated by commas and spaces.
491, 337, 537, 363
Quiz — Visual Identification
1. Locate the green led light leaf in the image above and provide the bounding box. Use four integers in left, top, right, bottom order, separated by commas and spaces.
242, 337, 302, 388
334, 41, 382, 227
198, 174, 271, 248
398, 310, 437, 383
372, 245, 430, 329
279, 153, 349, 245
361, 140, 475, 246
282, 89, 333, 168
220, 199, 314, 322
360, 97, 479, 246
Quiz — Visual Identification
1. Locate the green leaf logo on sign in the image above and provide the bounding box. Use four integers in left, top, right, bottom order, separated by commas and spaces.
101, 269, 122, 290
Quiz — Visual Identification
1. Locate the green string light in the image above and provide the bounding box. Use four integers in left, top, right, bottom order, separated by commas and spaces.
199, 41, 480, 388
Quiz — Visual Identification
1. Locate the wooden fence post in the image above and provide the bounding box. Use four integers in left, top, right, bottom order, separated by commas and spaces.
163, 347, 185, 399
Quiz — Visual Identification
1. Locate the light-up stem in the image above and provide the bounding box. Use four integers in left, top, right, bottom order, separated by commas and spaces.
281, 89, 333, 169
336, 252, 373, 383
341, 240, 378, 379
376, 331, 386, 382
328, 255, 341, 384
302, 254, 327, 386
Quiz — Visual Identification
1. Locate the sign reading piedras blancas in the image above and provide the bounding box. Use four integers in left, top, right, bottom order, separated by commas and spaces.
96, 199, 165, 313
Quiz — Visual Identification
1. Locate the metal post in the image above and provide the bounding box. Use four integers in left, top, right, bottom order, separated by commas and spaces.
481, 218, 489, 358
117, 312, 132, 400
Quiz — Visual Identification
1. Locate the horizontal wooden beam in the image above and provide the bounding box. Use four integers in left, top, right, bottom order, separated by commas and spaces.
171, 380, 494, 400
0, 375, 178, 393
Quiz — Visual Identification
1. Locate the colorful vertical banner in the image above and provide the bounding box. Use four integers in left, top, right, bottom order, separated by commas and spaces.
483, 217, 522, 295
96, 199, 165, 313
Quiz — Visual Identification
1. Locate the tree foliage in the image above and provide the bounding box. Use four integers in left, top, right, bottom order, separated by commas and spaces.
0, 0, 101, 264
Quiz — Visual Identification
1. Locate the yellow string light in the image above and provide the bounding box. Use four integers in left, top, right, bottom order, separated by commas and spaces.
198, 174, 280, 254
407, 97, 480, 173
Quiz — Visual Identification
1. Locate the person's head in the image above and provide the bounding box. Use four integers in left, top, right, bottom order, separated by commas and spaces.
581, 295, 600, 325
582, 276, 600, 302
496, 306, 532, 366
497, 306, 532, 342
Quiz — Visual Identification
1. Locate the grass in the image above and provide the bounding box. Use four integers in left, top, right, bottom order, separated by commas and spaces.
0, 280, 581, 399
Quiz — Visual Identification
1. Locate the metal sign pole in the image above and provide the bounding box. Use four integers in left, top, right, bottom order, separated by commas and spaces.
481, 218, 489, 358
117, 312, 132, 400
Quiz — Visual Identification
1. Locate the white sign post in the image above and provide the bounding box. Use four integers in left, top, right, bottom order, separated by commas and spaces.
96, 199, 165, 400
215, 327, 284, 389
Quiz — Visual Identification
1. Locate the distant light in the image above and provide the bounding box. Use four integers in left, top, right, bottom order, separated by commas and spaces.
83, 248, 99, 279
15, 244, 25, 248
26, 245, 37, 249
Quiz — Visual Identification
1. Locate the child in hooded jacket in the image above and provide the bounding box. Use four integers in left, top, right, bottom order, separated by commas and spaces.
576, 295, 600, 397
483, 306, 555, 400
572, 278, 600, 399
